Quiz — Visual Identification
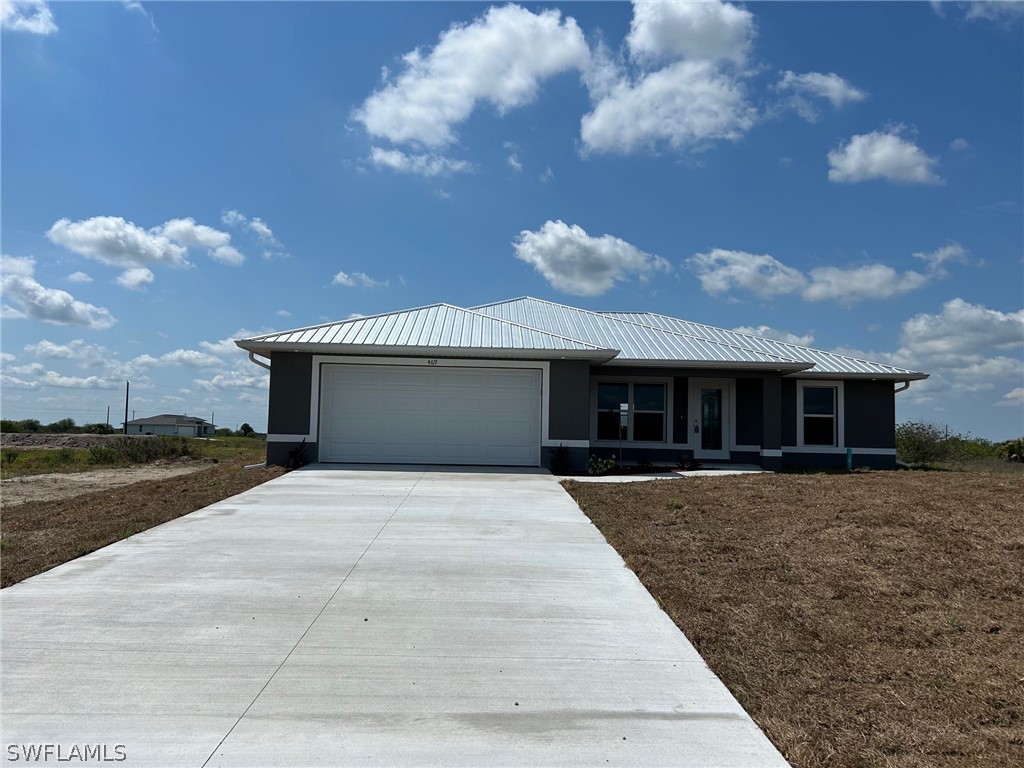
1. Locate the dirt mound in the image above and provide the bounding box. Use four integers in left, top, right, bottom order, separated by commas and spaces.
0, 433, 161, 450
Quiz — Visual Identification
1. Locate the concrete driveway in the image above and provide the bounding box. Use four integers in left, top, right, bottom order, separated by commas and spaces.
2, 466, 787, 767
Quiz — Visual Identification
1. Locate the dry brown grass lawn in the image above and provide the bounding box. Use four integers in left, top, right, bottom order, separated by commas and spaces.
564, 471, 1024, 768
1, 460, 285, 588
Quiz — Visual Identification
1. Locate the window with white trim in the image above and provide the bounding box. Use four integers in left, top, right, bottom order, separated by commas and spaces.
595, 382, 666, 443
798, 382, 842, 447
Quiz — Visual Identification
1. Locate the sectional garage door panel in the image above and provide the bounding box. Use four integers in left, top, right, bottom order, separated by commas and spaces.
319, 365, 541, 465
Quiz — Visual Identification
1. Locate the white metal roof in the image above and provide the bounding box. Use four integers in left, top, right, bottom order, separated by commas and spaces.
236, 303, 618, 360
602, 310, 925, 378
472, 297, 810, 370
236, 297, 927, 379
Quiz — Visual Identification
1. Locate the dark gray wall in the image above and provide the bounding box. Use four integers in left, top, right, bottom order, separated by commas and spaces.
267, 352, 312, 435
844, 380, 896, 448
734, 378, 763, 446
781, 379, 797, 446
672, 376, 688, 444
548, 360, 590, 441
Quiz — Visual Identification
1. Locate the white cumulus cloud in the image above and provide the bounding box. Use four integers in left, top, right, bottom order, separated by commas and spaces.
626, 0, 754, 64
689, 245, 968, 305
995, 387, 1024, 408
899, 298, 1024, 363
116, 267, 155, 291
732, 325, 815, 347
1, 1, 57, 34
333, 271, 387, 289
775, 70, 866, 122
65, 271, 93, 283
513, 220, 671, 296
689, 249, 807, 298
47, 216, 189, 269
368, 147, 473, 177
1, 255, 116, 329
581, 60, 755, 155
354, 4, 589, 148
828, 128, 942, 185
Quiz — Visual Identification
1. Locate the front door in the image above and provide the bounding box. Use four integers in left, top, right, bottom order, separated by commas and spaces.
690, 379, 731, 460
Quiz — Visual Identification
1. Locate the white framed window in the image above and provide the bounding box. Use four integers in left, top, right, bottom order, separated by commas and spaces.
797, 381, 844, 448
593, 380, 668, 443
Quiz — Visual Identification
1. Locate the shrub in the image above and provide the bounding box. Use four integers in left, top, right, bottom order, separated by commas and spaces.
81, 422, 116, 435
896, 422, 950, 464
1, 420, 22, 433
996, 438, 1024, 461
2, 449, 20, 466
587, 454, 617, 476
548, 444, 570, 475
86, 437, 200, 466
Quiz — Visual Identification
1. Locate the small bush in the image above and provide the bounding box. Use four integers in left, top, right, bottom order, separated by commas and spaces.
996, 438, 1024, 461
2, 449, 20, 466
896, 421, 1000, 465
548, 444, 570, 474
86, 437, 199, 466
587, 454, 617, 476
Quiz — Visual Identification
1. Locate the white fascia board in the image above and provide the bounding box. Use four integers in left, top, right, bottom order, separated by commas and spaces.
599, 359, 812, 372
786, 371, 929, 381
236, 342, 617, 361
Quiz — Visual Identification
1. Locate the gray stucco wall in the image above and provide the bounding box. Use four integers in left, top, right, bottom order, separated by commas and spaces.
734, 377, 763, 446
267, 352, 313, 434
266, 352, 314, 466
781, 379, 798, 447
548, 360, 590, 442
844, 380, 896, 448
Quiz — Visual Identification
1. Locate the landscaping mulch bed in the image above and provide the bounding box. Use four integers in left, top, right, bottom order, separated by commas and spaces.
1, 461, 286, 588
564, 471, 1024, 768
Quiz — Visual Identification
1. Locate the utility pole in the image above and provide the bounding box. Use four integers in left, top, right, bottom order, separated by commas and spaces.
106, 405, 110, 427
122, 381, 130, 435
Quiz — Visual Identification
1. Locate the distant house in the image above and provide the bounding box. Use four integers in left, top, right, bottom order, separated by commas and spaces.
123, 414, 216, 437
236, 297, 928, 472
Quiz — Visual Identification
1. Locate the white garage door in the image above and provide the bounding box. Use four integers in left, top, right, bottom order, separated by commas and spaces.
318, 364, 542, 466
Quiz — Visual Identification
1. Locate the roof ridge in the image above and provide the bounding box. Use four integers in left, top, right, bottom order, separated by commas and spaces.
239, 302, 457, 342
609, 310, 922, 374
488, 297, 806, 365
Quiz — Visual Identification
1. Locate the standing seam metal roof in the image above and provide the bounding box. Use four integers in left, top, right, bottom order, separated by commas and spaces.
238, 303, 614, 353
471, 297, 804, 365
603, 311, 923, 377
237, 297, 926, 378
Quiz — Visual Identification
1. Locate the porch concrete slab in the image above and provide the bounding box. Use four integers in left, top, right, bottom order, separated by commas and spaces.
1, 465, 787, 768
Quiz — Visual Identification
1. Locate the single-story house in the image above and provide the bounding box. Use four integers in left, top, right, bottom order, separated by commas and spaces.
236, 297, 927, 471
123, 414, 216, 437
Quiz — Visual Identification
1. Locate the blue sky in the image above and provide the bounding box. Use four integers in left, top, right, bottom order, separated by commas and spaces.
2, 0, 1022, 438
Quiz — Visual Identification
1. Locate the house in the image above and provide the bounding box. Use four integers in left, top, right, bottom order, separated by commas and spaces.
123, 414, 216, 437
235, 297, 927, 471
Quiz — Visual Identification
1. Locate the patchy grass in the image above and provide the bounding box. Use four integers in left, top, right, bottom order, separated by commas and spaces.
1, 458, 285, 588
564, 471, 1024, 768
0, 436, 266, 479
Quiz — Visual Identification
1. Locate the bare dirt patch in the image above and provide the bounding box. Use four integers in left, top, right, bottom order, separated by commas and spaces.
1, 460, 286, 588
564, 471, 1024, 768
0, 460, 217, 508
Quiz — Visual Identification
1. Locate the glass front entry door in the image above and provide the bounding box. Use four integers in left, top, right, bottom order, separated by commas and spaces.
690, 379, 731, 460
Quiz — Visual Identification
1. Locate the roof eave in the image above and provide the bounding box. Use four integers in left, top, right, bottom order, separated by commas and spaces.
786, 371, 930, 381
599, 359, 814, 372
235, 341, 619, 362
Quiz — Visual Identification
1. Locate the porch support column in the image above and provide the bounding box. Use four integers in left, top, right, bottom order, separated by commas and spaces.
761, 375, 783, 471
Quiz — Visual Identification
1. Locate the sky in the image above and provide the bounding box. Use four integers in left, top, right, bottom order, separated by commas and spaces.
2, 0, 1022, 439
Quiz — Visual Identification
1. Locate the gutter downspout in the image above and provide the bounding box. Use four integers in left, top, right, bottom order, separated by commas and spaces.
248, 351, 271, 371
894, 381, 911, 394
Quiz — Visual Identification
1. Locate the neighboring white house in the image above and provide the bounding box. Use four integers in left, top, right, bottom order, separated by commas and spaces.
123, 414, 216, 437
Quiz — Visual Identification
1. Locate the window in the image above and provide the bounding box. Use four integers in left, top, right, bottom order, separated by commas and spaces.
595, 381, 666, 443
799, 383, 840, 446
